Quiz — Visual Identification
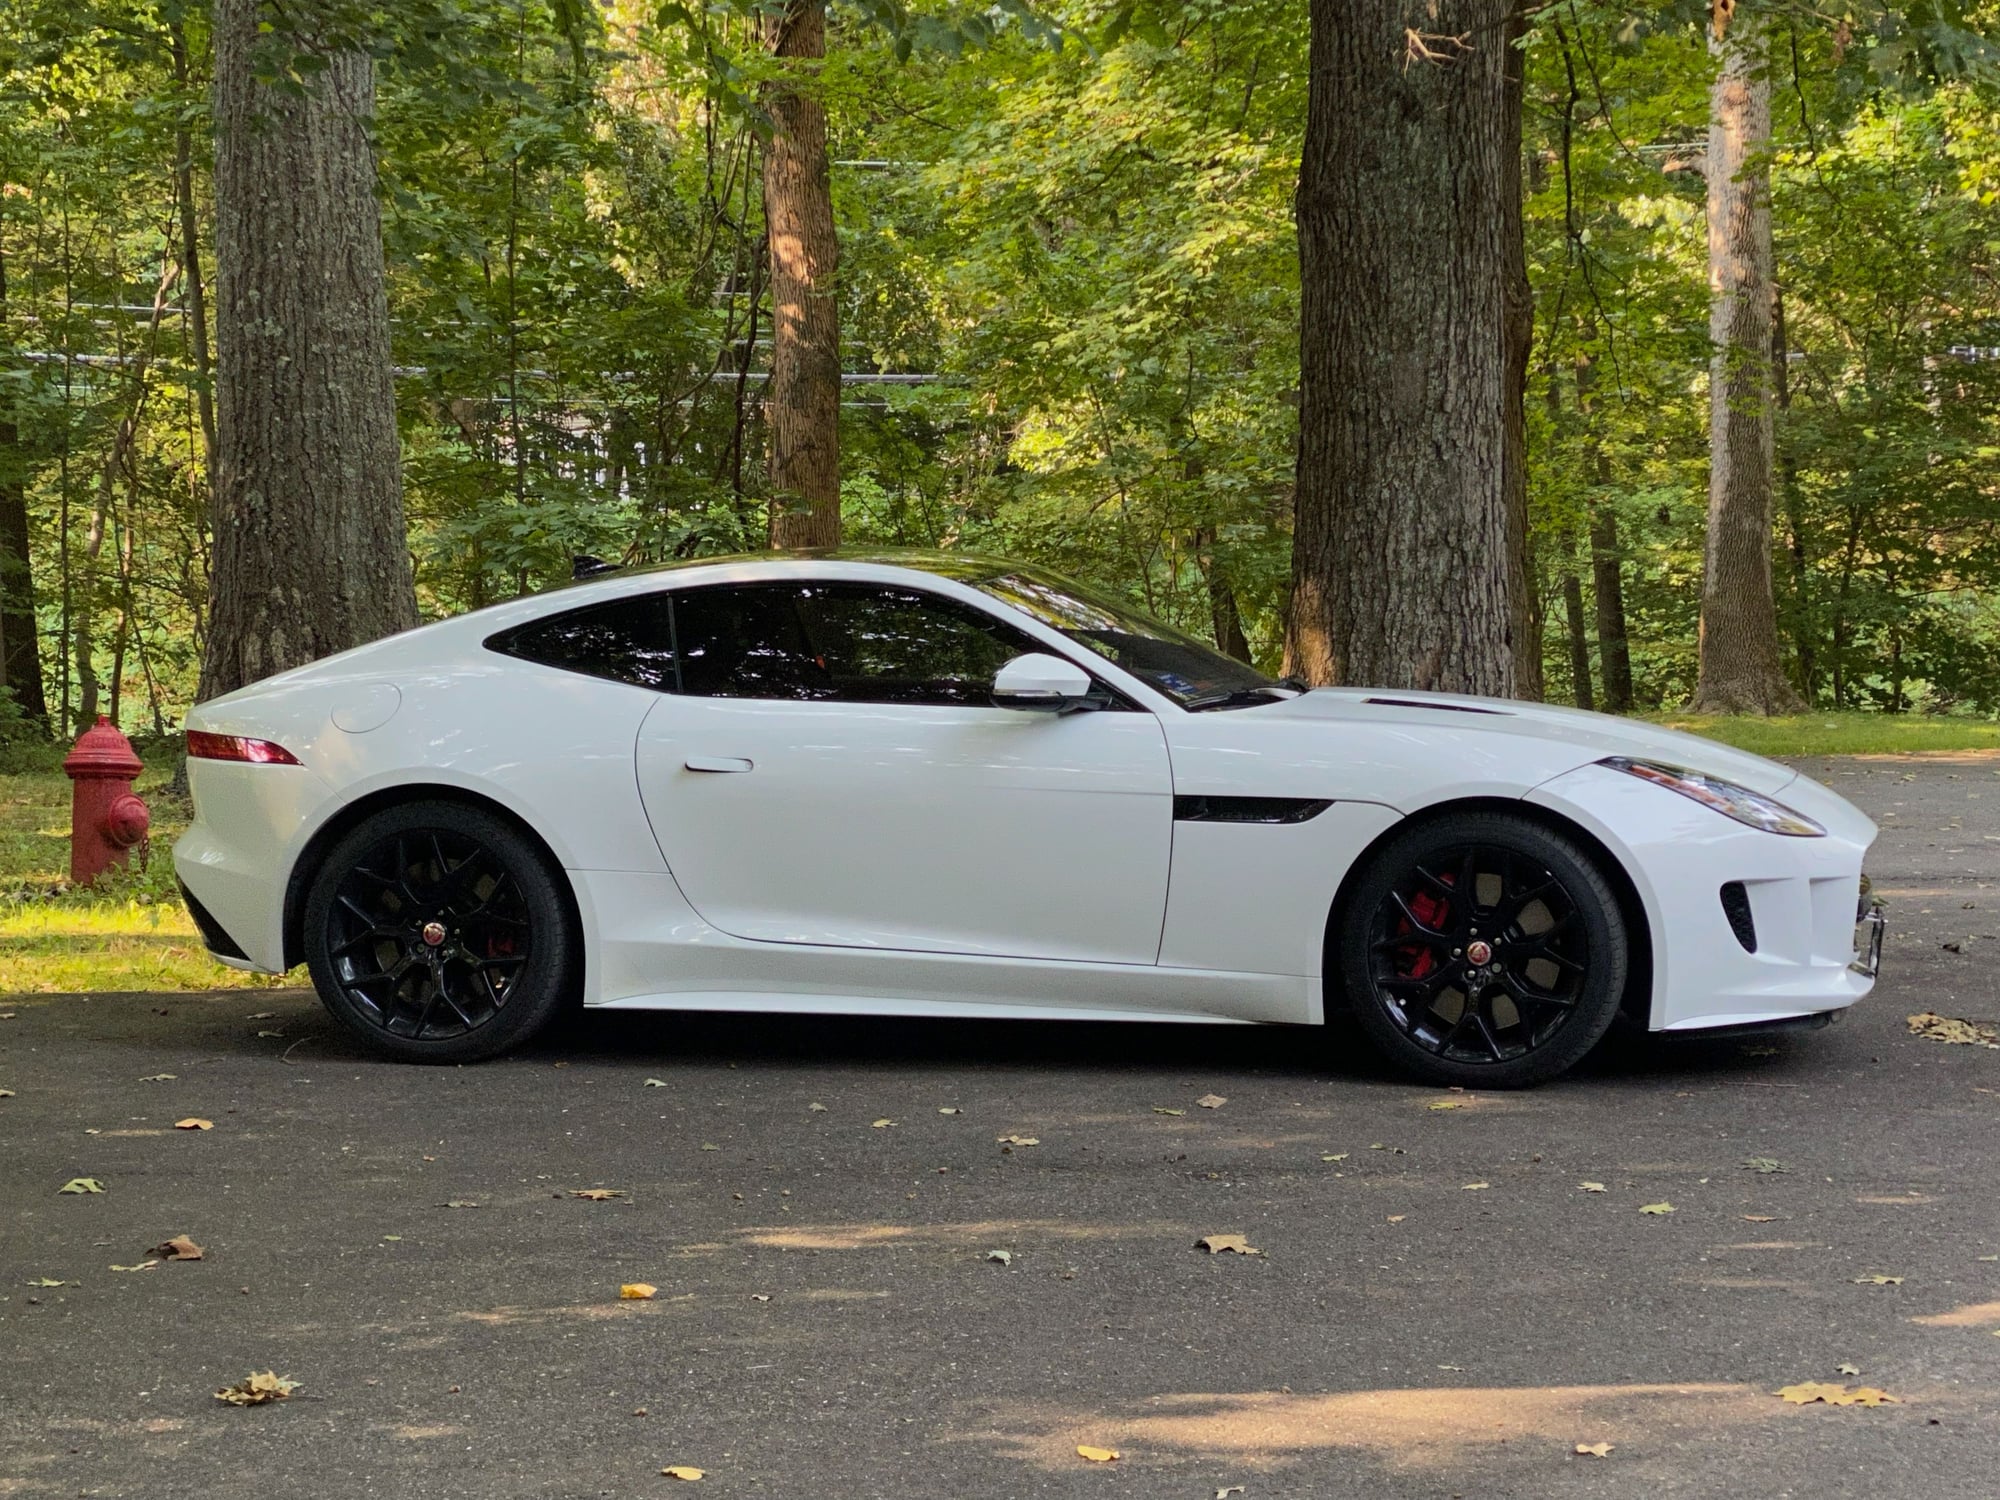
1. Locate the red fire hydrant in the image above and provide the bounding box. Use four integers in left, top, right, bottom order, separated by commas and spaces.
64, 715, 150, 886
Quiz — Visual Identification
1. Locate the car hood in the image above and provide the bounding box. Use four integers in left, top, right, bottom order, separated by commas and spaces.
1263, 688, 1799, 795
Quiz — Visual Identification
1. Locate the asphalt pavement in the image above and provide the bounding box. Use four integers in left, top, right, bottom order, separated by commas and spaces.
4, 754, 1999, 1499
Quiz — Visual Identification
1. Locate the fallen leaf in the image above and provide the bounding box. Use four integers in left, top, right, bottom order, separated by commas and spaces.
1076, 1446, 1120, 1463
1198, 1234, 1262, 1256
1216, 1489, 1245, 1499
1575, 1442, 1614, 1458
1743, 1215, 1778, 1222
1154, 1107, 1187, 1116
1462, 1181, 1491, 1191
1428, 1100, 1466, 1111
1579, 1182, 1608, 1193
245, 1012, 276, 1020
1838, 1363, 1861, 1376
644, 1079, 668, 1088
58, 1178, 105, 1195
0, 1088, 14, 1098
175, 1118, 214, 1131
872, 1118, 895, 1128
808, 1102, 827, 1112
621, 1283, 658, 1300
570, 1188, 626, 1202
750, 1293, 770, 1302
1777, 1382, 1898, 1406
1907, 1012, 2000, 1047
1852, 1274, 1903, 1285
1321, 1153, 1349, 1162
699, 1143, 718, 1151
1196, 1094, 1227, 1109
1743, 1157, 1788, 1174
152, 1235, 204, 1261
215, 1371, 300, 1406
1639, 1202, 1675, 1215
996, 1134, 1040, 1147
938, 1107, 960, 1115
109, 1262, 158, 1272
1386, 1214, 1406, 1223
661, 1466, 704, 1481
256, 1030, 284, 1038
985, 1250, 1013, 1265
138, 1073, 175, 1082
27, 1278, 76, 1288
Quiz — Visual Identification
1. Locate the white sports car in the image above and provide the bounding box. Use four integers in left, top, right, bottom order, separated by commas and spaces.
173, 551, 1883, 1086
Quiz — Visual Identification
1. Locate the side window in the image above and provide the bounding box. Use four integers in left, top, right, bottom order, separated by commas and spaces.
670, 582, 1044, 706
486, 594, 677, 690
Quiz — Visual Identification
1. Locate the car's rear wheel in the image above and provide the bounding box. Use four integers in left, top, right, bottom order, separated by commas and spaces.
303, 801, 575, 1063
1337, 812, 1628, 1088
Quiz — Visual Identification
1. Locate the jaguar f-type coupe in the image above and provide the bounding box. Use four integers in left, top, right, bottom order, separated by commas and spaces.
174, 551, 1883, 1086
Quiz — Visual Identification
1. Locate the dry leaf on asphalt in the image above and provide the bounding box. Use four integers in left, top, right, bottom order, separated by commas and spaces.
938, 1107, 960, 1115
1743, 1215, 1778, 1222
570, 1188, 626, 1201
1838, 1363, 1861, 1375
1574, 1442, 1614, 1457
138, 1073, 175, 1083
1386, 1214, 1406, 1223
1743, 1157, 1787, 1173
1198, 1234, 1261, 1256
1852, 1274, 1903, 1285
175, 1118, 213, 1131
1906, 1012, 2000, 1047
27, 1278, 76, 1288
109, 1261, 157, 1272
872, 1118, 895, 1128
621, 1283, 658, 1300
985, 1250, 1013, 1265
1579, 1182, 1607, 1193
0, 1087, 15, 1098
1216, 1489, 1245, 1499
1428, 1100, 1466, 1111
443, 1200, 479, 1209
256, 1030, 284, 1038
644, 1079, 668, 1088
152, 1235, 203, 1261
1076, 1446, 1120, 1462
1154, 1107, 1186, 1116
215, 1371, 299, 1405
1321, 1153, 1349, 1162
1777, 1382, 1899, 1406
808, 1102, 827, 1112
661, 1466, 704, 1481
245, 1012, 276, 1020
996, 1134, 1039, 1147
58, 1178, 104, 1195
1462, 1181, 1490, 1191
1639, 1202, 1675, 1215
1196, 1094, 1227, 1109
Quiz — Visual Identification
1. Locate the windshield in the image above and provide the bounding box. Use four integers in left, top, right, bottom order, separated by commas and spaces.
972, 568, 1286, 709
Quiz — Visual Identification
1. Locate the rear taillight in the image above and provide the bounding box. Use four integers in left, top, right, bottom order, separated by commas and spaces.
185, 730, 300, 765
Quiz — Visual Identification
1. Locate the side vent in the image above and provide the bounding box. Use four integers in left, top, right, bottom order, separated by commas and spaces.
1719, 881, 1757, 953
1360, 697, 1510, 716
180, 880, 250, 961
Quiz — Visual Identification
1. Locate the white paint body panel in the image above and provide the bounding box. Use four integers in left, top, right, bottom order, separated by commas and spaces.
172, 556, 1879, 1040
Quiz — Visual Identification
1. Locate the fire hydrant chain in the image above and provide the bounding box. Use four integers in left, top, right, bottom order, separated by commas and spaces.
63, 715, 151, 887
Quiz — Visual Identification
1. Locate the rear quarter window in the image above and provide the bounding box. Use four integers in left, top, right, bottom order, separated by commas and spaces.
484, 594, 677, 690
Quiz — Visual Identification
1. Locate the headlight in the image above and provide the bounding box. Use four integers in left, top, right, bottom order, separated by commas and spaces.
1600, 757, 1825, 837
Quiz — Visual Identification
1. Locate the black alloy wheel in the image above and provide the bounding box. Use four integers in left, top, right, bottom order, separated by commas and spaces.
1338, 812, 1628, 1088
304, 801, 575, 1062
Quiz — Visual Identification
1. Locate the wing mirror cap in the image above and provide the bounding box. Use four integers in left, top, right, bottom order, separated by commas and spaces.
992, 652, 1096, 711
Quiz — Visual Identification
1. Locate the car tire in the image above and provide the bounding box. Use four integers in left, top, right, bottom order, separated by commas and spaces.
1336, 811, 1628, 1088
303, 800, 577, 1063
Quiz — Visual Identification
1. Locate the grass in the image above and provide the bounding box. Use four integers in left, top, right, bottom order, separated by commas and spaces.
4, 706, 1997, 997
1649, 711, 2000, 758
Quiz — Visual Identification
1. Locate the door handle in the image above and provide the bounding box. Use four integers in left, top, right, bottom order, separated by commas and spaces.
685, 755, 754, 774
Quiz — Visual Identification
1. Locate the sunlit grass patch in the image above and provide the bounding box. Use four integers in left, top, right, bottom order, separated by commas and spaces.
0, 900, 291, 993
1650, 712, 2000, 758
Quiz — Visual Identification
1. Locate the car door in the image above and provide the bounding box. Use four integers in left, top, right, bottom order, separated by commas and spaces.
633, 579, 1174, 964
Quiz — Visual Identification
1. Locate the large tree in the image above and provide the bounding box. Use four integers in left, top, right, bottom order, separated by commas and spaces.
762, 0, 841, 549
1690, 1, 1800, 713
199, 0, 416, 701
1288, 0, 1532, 696
0, 239, 48, 727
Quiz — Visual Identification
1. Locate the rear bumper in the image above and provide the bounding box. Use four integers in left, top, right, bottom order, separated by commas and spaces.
172, 759, 332, 973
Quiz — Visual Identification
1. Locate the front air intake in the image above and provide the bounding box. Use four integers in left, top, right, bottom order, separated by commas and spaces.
1719, 881, 1757, 953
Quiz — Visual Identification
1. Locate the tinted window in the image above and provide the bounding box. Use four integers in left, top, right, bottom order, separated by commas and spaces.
672, 583, 1043, 706
487, 594, 677, 690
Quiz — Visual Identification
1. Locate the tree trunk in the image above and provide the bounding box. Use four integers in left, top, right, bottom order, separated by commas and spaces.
170, 17, 217, 469
1589, 504, 1633, 713
1690, 5, 1801, 715
0, 239, 49, 727
1192, 525, 1253, 663
200, 0, 417, 700
1561, 559, 1593, 711
762, 0, 840, 549
1288, 0, 1527, 696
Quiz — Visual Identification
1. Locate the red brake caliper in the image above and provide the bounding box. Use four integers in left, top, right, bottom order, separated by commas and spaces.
1395, 877, 1453, 979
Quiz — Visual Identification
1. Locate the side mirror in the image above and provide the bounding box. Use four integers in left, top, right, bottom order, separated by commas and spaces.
992, 652, 1096, 713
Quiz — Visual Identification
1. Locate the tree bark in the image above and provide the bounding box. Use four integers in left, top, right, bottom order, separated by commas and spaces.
1192, 525, 1253, 663
200, 0, 417, 702
762, 0, 841, 550
1561, 558, 1592, 711
0, 238, 49, 727
170, 16, 217, 470
1288, 0, 1528, 696
1589, 504, 1633, 713
1691, 5, 1801, 714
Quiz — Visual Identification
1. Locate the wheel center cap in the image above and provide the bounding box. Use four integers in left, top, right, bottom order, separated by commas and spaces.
420, 921, 448, 948
1465, 940, 1493, 966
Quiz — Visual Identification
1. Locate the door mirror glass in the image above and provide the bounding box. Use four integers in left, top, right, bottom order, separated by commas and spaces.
991, 652, 1095, 712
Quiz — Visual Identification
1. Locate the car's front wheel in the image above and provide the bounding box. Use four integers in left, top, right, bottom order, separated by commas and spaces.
303, 800, 576, 1063
1337, 812, 1628, 1088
